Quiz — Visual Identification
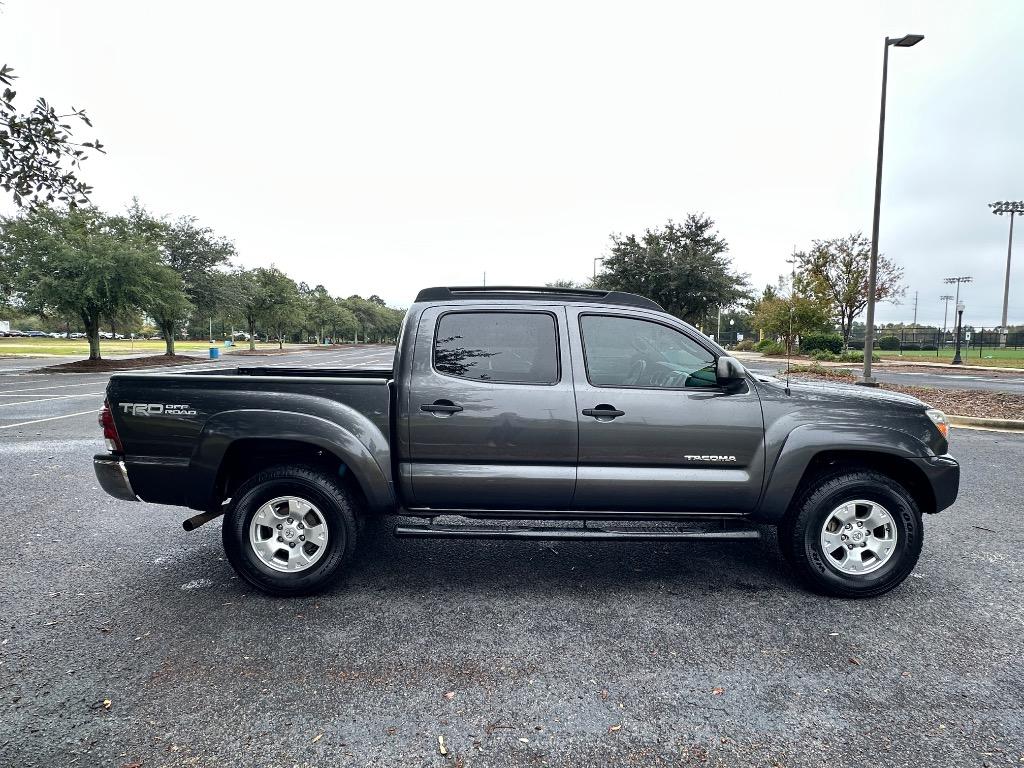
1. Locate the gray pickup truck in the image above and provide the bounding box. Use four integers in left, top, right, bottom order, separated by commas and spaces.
95, 286, 959, 598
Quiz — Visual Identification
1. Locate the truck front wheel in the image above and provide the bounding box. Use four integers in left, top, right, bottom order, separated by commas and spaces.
222, 464, 358, 596
781, 469, 923, 598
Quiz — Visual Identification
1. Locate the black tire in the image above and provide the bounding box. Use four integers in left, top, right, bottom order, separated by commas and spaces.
222, 464, 358, 596
781, 469, 923, 598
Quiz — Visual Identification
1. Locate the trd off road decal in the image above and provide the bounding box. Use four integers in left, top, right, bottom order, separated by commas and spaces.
119, 403, 198, 417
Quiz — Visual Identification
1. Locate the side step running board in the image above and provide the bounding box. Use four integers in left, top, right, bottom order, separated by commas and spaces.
394, 524, 760, 542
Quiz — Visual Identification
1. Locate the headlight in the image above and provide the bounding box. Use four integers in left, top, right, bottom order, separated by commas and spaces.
925, 408, 949, 441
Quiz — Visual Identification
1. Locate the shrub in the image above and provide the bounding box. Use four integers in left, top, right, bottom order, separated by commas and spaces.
733, 339, 756, 351
838, 350, 879, 363
921, 343, 938, 351
877, 335, 901, 351
760, 342, 786, 356
755, 338, 776, 352
900, 342, 921, 351
811, 350, 839, 361
800, 332, 843, 355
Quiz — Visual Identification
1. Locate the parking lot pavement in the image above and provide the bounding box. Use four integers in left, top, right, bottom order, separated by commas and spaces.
2, 351, 1023, 767
0, 345, 396, 433
746, 359, 1024, 394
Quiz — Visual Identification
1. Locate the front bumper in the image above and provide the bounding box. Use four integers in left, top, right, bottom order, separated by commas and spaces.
910, 453, 960, 513
94, 455, 138, 502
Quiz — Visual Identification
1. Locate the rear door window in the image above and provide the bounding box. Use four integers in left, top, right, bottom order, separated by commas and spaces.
433, 311, 559, 384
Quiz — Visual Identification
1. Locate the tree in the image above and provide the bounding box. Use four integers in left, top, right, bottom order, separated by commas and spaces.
593, 215, 751, 327
0, 64, 104, 207
302, 284, 333, 343
232, 267, 302, 350
751, 291, 832, 350
793, 233, 905, 347
1, 207, 173, 359
118, 202, 236, 355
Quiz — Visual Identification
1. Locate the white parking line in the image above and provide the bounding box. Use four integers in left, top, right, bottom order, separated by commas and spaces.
0, 409, 99, 430
1, 380, 110, 394
0, 392, 105, 408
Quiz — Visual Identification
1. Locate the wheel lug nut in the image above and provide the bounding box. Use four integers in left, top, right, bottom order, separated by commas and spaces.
841, 534, 848, 541
298, 523, 304, 529
845, 524, 852, 530
277, 536, 283, 542
299, 535, 305, 541
289, 542, 296, 548
287, 518, 294, 524
276, 524, 282, 530
856, 522, 863, 528
846, 543, 854, 550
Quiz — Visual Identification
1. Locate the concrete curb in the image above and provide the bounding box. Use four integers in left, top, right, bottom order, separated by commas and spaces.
948, 414, 1024, 432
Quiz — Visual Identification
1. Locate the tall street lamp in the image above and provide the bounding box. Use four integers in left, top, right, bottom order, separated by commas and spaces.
989, 200, 1023, 346
944, 276, 972, 362
860, 33, 925, 386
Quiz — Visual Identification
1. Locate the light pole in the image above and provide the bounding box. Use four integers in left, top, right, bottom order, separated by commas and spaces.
952, 301, 966, 365
989, 200, 1022, 346
944, 276, 972, 362
860, 33, 925, 387
939, 294, 954, 342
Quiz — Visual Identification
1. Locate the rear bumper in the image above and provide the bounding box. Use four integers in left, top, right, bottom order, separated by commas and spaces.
94, 455, 138, 502
910, 453, 960, 513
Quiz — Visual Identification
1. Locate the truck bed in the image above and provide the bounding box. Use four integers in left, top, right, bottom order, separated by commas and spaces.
106, 368, 394, 509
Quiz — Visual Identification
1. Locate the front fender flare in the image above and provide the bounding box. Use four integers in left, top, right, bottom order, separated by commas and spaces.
755, 423, 932, 522
186, 409, 394, 511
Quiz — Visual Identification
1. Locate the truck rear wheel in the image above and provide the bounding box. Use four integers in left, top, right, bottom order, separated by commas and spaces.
222, 464, 358, 596
781, 469, 923, 598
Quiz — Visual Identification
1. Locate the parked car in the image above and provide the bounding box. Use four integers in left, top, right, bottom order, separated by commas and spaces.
25, 330, 49, 337
94, 286, 959, 598
70, 332, 86, 339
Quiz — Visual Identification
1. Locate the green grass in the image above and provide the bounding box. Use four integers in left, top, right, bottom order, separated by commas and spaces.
0, 337, 282, 357
875, 347, 1024, 367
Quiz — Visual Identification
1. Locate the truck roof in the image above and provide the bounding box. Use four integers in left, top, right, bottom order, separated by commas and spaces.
414, 286, 663, 311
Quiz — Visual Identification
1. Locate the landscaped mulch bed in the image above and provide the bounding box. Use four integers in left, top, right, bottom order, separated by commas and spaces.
32, 354, 210, 373
783, 365, 1024, 420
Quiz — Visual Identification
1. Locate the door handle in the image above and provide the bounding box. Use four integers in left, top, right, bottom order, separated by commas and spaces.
582, 406, 625, 419
421, 400, 464, 414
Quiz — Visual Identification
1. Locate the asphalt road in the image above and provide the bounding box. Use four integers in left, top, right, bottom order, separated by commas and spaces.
1, 347, 1022, 767
745, 359, 1024, 394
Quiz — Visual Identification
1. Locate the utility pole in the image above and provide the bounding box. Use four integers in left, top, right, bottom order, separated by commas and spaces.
912, 291, 918, 325
989, 201, 1022, 345
860, 33, 925, 386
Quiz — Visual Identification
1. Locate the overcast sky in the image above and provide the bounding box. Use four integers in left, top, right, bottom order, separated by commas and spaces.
2, 1, 1022, 326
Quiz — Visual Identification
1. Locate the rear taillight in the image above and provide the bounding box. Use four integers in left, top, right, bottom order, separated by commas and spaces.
99, 400, 123, 453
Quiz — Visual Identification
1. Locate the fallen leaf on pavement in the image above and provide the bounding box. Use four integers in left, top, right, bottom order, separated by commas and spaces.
312, 733, 322, 743
711, 687, 725, 695
608, 724, 621, 732
599, 689, 609, 701
849, 657, 861, 666
438, 735, 448, 756
102, 699, 112, 710
444, 691, 455, 700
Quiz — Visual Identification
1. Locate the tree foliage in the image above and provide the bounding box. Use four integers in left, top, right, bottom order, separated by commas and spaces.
792, 233, 905, 346
751, 289, 832, 350
0, 64, 104, 208
0, 207, 180, 359
593, 215, 751, 327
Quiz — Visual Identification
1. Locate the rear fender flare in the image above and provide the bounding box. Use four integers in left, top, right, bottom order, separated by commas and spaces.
187, 409, 393, 511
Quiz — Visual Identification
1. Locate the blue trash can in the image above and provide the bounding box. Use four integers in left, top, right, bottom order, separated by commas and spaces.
209, 346, 220, 359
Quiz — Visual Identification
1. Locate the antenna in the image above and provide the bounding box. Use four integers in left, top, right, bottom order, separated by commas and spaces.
786, 306, 794, 395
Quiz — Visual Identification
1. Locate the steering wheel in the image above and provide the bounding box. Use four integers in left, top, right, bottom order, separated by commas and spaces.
624, 358, 647, 385
631, 334, 670, 362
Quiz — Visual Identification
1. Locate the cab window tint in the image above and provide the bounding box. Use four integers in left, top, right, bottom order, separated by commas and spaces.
581, 315, 717, 388
434, 312, 559, 384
